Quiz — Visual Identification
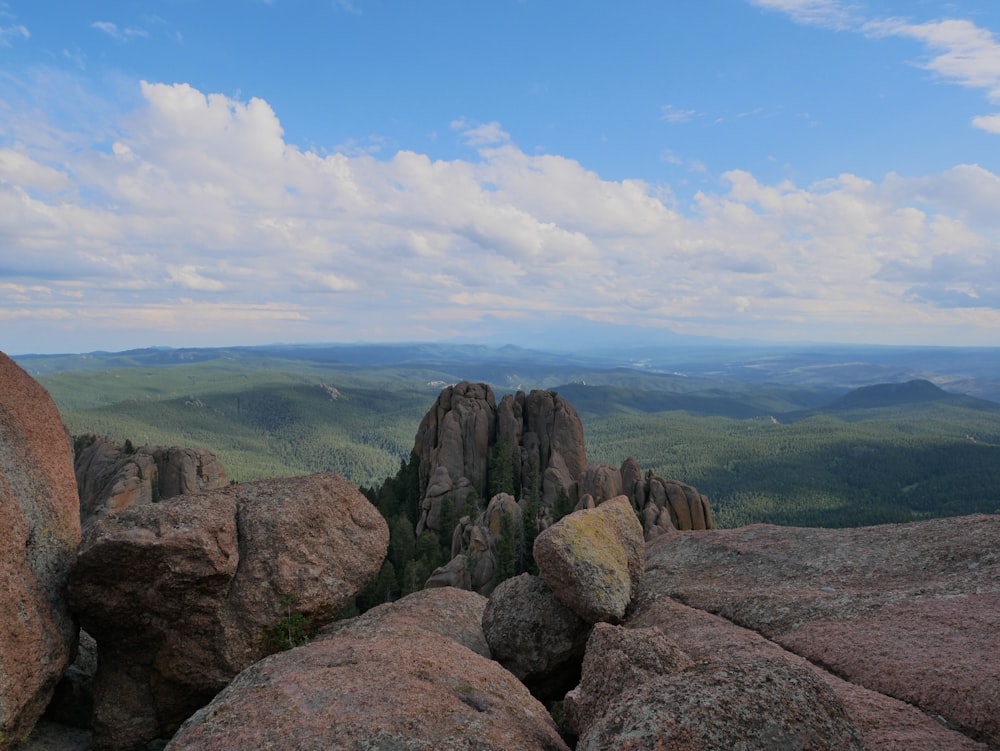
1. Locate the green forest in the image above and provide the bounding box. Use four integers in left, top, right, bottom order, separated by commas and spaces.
36, 353, 1000, 535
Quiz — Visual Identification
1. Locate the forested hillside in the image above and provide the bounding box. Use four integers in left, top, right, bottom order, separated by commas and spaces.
28, 344, 1000, 530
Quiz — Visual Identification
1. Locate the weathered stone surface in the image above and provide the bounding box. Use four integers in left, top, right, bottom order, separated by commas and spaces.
576, 652, 865, 751
481, 574, 591, 700
640, 515, 1000, 749
578, 463, 623, 504
322, 586, 491, 657
0, 352, 82, 749
533, 496, 643, 623
74, 435, 228, 529
166, 588, 569, 751
627, 591, 990, 751
564, 622, 693, 739
69, 472, 388, 751
426, 492, 525, 596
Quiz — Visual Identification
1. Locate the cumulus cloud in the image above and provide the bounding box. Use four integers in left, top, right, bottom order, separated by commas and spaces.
2, 80, 1000, 351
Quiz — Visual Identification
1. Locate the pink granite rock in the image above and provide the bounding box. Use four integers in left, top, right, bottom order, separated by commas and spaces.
639, 515, 1000, 749
0, 352, 82, 749
166, 588, 569, 751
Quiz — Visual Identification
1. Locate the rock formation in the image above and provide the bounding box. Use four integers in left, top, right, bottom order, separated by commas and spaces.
413, 382, 587, 537
0, 352, 82, 749
164, 588, 570, 751
74, 434, 228, 528
415, 382, 713, 595
580, 458, 715, 538
68, 472, 388, 751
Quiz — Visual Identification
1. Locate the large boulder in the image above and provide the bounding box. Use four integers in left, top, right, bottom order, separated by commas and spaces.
533, 496, 644, 624
166, 588, 570, 751
68, 472, 388, 751
481, 573, 591, 700
574, 648, 865, 751
0, 352, 82, 748
637, 516, 1000, 749
74, 435, 228, 528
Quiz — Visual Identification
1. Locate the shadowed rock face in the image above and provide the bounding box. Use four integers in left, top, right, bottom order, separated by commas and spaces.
68, 472, 388, 751
0, 352, 82, 749
74, 435, 228, 529
165, 588, 570, 751
481, 573, 591, 701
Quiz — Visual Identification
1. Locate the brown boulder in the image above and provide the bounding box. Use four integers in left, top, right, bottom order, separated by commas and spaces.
68, 472, 388, 751
0, 352, 82, 748
166, 588, 570, 751
640, 515, 1000, 748
481, 573, 592, 700
533, 496, 644, 624
74, 435, 227, 528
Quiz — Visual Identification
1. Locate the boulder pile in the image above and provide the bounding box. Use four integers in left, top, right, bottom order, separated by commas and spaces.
69, 472, 389, 750
2, 364, 996, 750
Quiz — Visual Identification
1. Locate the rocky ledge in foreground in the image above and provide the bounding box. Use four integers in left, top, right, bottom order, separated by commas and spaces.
639, 515, 1000, 748
165, 588, 569, 751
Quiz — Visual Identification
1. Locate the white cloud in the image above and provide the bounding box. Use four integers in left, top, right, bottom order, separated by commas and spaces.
91, 21, 149, 41
748, 0, 860, 31
864, 17, 1000, 101
973, 113, 1000, 134
2, 80, 1000, 351
753, 1, 1000, 134
0, 22, 27, 45
661, 105, 700, 124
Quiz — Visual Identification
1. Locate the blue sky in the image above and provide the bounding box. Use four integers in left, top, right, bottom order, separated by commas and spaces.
2, 0, 1000, 354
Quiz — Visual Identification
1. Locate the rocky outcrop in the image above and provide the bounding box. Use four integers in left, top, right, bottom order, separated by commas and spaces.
74, 435, 228, 528
425, 492, 521, 595
413, 382, 587, 537
0, 352, 82, 749
569, 622, 865, 751
68, 472, 388, 751
533, 496, 644, 624
637, 515, 1000, 748
581, 459, 715, 537
165, 588, 570, 751
481, 573, 591, 701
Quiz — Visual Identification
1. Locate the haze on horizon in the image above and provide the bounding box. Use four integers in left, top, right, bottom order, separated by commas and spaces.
2, 0, 1000, 355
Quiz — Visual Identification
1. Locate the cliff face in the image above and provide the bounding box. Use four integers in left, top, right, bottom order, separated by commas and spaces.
412, 382, 587, 537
